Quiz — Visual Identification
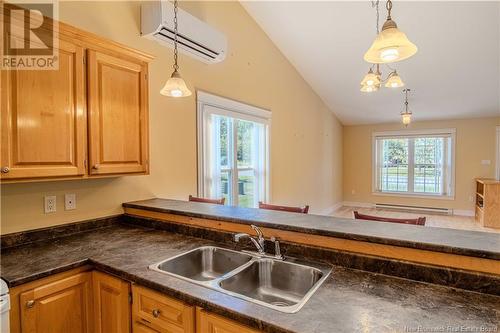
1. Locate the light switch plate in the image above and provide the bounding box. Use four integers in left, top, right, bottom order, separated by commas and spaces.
481, 160, 491, 165
44, 196, 56, 213
65, 193, 76, 210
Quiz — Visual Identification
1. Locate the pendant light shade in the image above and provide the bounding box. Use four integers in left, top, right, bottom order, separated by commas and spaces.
364, 0, 417, 64
401, 112, 412, 126
160, 70, 192, 97
385, 71, 405, 88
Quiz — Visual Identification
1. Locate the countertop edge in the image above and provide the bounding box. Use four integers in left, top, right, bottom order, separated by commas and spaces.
122, 202, 500, 261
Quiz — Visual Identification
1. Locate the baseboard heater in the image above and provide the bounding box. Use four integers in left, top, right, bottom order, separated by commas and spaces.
374, 203, 452, 215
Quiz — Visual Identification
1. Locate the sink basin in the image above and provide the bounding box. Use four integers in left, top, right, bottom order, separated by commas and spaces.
219, 258, 325, 308
151, 246, 252, 281
149, 246, 331, 313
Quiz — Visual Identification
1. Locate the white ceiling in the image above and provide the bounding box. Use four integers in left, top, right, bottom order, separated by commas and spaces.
241, 1, 500, 125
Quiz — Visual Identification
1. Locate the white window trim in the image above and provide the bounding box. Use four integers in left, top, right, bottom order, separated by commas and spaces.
496, 126, 500, 181
371, 128, 456, 199
196, 90, 271, 203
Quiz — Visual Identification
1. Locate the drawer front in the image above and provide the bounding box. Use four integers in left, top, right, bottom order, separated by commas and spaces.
132, 285, 194, 333
133, 321, 162, 333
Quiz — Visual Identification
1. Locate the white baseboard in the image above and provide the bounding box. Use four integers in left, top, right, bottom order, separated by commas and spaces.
341, 201, 374, 208
452, 209, 475, 217
318, 202, 343, 215
340, 201, 474, 217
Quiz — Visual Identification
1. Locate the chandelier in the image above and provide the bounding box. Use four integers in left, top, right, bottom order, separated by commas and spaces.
360, 0, 417, 93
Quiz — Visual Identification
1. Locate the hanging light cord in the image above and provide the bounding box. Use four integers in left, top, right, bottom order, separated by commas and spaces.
403, 89, 410, 113
173, 0, 179, 72
386, 0, 393, 20
371, 0, 380, 34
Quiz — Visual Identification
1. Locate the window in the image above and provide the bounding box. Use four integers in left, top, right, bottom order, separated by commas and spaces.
373, 129, 455, 197
197, 92, 270, 207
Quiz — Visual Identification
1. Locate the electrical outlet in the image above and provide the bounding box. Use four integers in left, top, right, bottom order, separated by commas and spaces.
44, 196, 56, 213
469, 195, 474, 202
65, 193, 76, 210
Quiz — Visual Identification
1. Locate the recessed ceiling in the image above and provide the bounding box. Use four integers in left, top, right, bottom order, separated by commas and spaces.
241, 1, 500, 125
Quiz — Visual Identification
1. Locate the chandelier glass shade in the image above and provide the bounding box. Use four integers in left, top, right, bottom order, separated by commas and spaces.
360, 68, 381, 87
364, 0, 418, 64
385, 71, 405, 88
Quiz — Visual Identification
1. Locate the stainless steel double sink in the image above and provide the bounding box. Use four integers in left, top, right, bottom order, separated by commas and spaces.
149, 246, 331, 313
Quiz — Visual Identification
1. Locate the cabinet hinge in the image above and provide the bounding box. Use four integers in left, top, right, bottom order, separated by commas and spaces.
128, 292, 133, 304
83, 55, 86, 65
84, 159, 87, 168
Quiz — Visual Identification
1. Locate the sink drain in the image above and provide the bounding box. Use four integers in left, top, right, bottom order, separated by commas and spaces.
270, 301, 290, 307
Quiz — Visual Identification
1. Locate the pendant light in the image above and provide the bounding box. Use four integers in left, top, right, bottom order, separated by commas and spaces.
160, 0, 192, 97
364, 0, 418, 64
401, 88, 412, 126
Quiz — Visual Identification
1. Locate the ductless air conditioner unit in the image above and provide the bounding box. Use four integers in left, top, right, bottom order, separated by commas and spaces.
141, 1, 227, 64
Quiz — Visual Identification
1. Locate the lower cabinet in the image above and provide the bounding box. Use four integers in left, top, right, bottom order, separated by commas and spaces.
9, 268, 261, 333
196, 308, 261, 333
93, 270, 131, 333
9, 267, 93, 333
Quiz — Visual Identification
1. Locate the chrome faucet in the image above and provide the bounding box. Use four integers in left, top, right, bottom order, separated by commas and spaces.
234, 225, 265, 254
234, 225, 284, 259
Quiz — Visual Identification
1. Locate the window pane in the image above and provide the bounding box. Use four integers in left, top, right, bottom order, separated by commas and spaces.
220, 170, 231, 205
237, 120, 254, 168
381, 139, 408, 192
215, 115, 232, 168
237, 169, 255, 208
414, 137, 443, 194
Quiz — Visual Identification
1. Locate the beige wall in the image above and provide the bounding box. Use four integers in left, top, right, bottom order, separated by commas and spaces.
343, 117, 500, 213
0, 1, 343, 234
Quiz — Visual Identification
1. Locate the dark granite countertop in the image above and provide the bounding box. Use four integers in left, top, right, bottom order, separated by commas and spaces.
122, 198, 500, 260
1, 223, 498, 333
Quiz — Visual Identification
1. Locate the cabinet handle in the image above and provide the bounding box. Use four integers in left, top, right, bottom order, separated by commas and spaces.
92, 164, 100, 170
1, 166, 9, 173
26, 300, 35, 308
152, 309, 160, 318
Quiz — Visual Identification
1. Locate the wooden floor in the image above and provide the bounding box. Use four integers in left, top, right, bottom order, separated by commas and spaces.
332, 206, 500, 234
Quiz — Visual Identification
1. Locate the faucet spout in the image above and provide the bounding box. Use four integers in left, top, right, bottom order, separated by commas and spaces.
234, 232, 265, 254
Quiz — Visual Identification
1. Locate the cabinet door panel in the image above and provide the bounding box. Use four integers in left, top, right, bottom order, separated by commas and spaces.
93, 271, 131, 333
87, 50, 148, 175
1, 39, 86, 179
19, 272, 91, 333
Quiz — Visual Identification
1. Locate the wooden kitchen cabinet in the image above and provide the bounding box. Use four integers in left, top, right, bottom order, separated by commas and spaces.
0, 38, 87, 180
196, 307, 262, 333
92, 271, 131, 333
0, 9, 153, 183
87, 50, 149, 176
9, 267, 92, 333
132, 285, 195, 333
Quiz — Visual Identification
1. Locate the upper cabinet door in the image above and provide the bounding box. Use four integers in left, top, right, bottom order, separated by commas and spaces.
87, 50, 149, 175
1, 39, 86, 180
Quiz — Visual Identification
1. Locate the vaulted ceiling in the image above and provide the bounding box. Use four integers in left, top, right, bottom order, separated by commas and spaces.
242, 1, 500, 125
